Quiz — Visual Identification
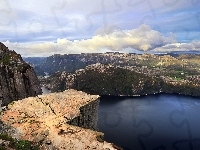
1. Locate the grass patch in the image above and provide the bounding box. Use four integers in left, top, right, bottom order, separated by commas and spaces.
0, 133, 39, 150
96, 135, 104, 143
173, 77, 184, 81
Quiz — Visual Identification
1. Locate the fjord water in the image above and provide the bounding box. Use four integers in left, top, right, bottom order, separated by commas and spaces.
98, 94, 200, 150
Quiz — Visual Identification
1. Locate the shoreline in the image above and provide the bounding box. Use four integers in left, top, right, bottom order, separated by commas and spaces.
98, 92, 200, 99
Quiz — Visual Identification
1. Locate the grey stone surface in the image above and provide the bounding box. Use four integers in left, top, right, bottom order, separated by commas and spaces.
68, 99, 100, 130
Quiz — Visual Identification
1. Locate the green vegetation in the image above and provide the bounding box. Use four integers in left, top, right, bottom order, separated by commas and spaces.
15, 140, 38, 150
24, 53, 200, 78
9, 101, 15, 106
0, 54, 11, 64
0, 133, 13, 141
96, 135, 104, 142
42, 53, 200, 97
0, 49, 26, 68
74, 67, 163, 96
0, 133, 39, 150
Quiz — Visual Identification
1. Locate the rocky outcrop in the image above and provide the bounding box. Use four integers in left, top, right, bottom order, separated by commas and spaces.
44, 63, 200, 97
0, 42, 42, 106
62, 64, 162, 96
0, 89, 117, 150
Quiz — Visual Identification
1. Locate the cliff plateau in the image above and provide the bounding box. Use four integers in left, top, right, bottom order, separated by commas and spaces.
0, 89, 117, 150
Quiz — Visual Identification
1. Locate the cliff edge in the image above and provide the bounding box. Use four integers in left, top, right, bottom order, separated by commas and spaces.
0, 89, 118, 150
0, 42, 42, 106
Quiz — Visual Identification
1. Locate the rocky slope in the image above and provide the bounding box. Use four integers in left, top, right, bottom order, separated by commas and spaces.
0, 89, 118, 150
44, 63, 200, 97
24, 52, 200, 78
0, 42, 42, 106
24, 53, 127, 75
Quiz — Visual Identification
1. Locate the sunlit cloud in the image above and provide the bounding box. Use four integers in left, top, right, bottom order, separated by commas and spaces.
3, 24, 178, 56
1, 0, 200, 56
152, 41, 200, 52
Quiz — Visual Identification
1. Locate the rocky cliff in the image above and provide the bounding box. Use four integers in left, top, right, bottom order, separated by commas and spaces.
44, 63, 200, 97
0, 42, 42, 106
68, 99, 99, 130
0, 89, 118, 150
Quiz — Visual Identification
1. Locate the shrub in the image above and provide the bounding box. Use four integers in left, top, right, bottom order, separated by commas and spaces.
0, 133, 39, 150
96, 135, 104, 143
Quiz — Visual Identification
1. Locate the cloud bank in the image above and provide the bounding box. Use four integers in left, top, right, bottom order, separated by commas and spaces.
152, 41, 200, 52
1, 0, 199, 47
4, 24, 186, 56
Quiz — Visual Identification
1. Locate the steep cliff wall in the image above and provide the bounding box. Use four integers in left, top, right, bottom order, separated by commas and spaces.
0, 42, 42, 106
68, 99, 99, 130
0, 90, 117, 150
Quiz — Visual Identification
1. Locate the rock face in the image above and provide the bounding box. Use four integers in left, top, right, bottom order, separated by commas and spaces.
46, 63, 163, 95
69, 100, 99, 130
0, 42, 42, 106
44, 63, 200, 97
0, 89, 117, 150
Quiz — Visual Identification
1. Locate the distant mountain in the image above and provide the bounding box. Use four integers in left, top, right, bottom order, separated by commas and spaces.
23, 57, 46, 65
24, 53, 131, 75
155, 50, 200, 57
23, 53, 161, 76
23, 57, 47, 76
0, 42, 42, 106
24, 52, 200, 78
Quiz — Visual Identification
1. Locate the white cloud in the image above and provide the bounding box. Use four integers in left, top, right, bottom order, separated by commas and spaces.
152, 41, 200, 52
3, 24, 178, 56
191, 41, 200, 49
59, 24, 176, 53
1, 0, 197, 43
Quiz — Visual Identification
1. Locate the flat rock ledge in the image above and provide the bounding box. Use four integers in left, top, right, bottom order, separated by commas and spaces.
0, 89, 117, 150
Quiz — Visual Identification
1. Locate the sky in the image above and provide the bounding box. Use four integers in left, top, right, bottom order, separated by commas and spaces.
0, 0, 200, 56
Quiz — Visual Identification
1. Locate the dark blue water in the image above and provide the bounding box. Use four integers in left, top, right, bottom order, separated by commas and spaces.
97, 94, 200, 150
